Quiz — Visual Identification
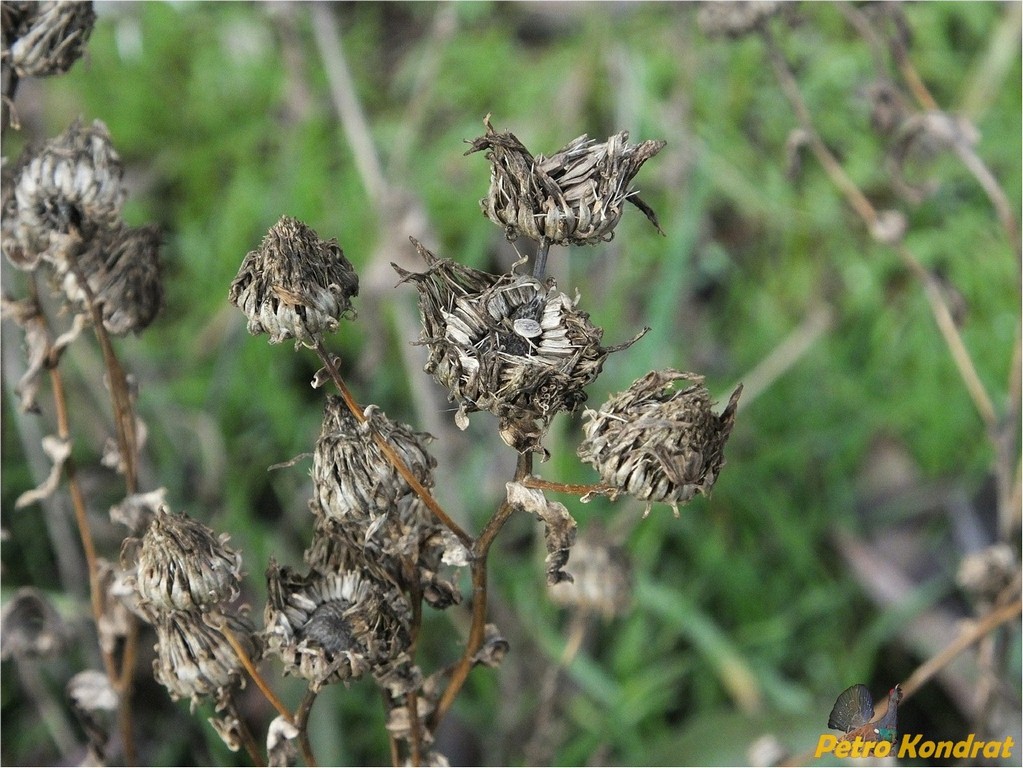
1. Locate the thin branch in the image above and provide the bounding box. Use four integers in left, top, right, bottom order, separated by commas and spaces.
219, 621, 293, 724
901, 597, 1022, 700
294, 689, 320, 768
429, 452, 531, 730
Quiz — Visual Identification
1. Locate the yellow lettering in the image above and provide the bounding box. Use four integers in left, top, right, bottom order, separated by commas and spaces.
834, 740, 851, 758
814, 735, 837, 758
919, 741, 934, 758
899, 733, 922, 758
1003, 737, 1015, 758
970, 740, 984, 759
933, 741, 953, 758
953, 734, 973, 758
983, 741, 1001, 759
874, 740, 891, 758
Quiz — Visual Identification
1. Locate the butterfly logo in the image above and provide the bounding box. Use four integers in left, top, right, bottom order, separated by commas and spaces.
828, 683, 903, 743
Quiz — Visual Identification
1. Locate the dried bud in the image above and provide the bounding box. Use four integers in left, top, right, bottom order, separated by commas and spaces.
263, 561, 414, 691
549, 525, 633, 619
0, 587, 67, 659
313, 398, 436, 554
396, 239, 644, 452
865, 80, 908, 137
228, 215, 359, 347
134, 506, 243, 612
152, 611, 258, 709
57, 224, 164, 335
697, 1, 779, 38
957, 544, 1018, 605
578, 370, 742, 516
2, 118, 125, 271
3, 1, 95, 78
466, 115, 664, 246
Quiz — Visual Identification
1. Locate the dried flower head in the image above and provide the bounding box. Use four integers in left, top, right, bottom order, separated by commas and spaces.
396, 239, 643, 453
313, 398, 434, 550
152, 611, 258, 709
2, 1, 95, 78
134, 506, 243, 613
697, 1, 780, 38
57, 223, 164, 335
548, 525, 633, 619
578, 370, 742, 516
2, 118, 125, 271
0, 587, 67, 659
263, 561, 415, 692
465, 115, 664, 246
228, 215, 359, 347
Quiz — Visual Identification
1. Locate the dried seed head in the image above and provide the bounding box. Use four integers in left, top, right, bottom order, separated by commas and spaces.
152, 611, 258, 709
396, 239, 643, 453
228, 215, 359, 347
578, 370, 742, 516
465, 115, 665, 246
2, 118, 125, 271
57, 224, 164, 335
549, 525, 633, 619
315, 402, 435, 535
0, 586, 67, 660
3, 1, 95, 78
134, 506, 243, 612
263, 561, 414, 691
697, 1, 780, 38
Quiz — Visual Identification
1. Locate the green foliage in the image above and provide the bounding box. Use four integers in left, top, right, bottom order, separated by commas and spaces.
2, 2, 1018, 766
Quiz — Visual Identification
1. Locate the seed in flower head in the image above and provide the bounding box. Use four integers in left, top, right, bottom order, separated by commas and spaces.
513, 318, 542, 338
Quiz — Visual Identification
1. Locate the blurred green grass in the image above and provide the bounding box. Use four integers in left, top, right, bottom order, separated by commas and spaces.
2, 2, 1019, 766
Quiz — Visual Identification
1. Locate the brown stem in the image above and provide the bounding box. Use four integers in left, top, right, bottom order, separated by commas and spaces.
49, 364, 142, 764
219, 620, 293, 723
429, 453, 532, 730
900, 597, 1022, 700
64, 240, 139, 494
407, 690, 422, 767
313, 339, 473, 547
294, 689, 320, 768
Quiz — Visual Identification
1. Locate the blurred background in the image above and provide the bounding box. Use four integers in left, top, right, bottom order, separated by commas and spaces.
2, 2, 1020, 765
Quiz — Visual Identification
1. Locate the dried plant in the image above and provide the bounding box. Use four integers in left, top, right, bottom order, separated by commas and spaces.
3, 4, 1016, 767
